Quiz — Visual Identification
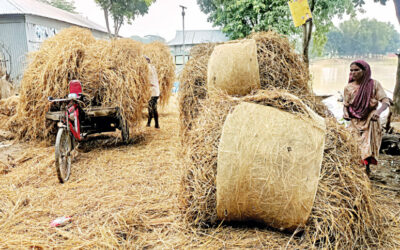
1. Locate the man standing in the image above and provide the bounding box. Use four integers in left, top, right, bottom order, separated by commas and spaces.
145, 56, 160, 129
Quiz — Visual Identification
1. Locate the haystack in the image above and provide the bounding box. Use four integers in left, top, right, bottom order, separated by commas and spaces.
180, 89, 396, 248
79, 38, 150, 129
179, 31, 317, 138
8, 27, 95, 140
8, 27, 150, 140
143, 42, 175, 107
178, 43, 216, 139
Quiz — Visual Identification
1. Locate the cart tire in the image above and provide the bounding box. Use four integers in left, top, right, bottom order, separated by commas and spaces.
120, 117, 129, 144
55, 128, 72, 183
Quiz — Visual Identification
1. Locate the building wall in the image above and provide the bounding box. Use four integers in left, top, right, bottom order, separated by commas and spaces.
0, 15, 28, 83
0, 14, 109, 85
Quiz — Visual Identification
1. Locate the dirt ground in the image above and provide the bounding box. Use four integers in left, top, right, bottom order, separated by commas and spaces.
0, 94, 399, 248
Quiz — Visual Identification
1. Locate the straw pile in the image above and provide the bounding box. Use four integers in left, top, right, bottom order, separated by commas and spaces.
8, 27, 151, 141
249, 31, 311, 98
178, 43, 216, 140
144, 42, 175, 107
180, 89, 398, 248
8, 27, 95, 140
79, 38, 150, 129
179, 31, 319, 139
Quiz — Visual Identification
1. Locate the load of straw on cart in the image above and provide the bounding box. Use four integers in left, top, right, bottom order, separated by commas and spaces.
4, 27, 174, 141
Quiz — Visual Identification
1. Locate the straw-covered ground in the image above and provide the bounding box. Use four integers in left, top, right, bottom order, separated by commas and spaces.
0, 95, 399, 248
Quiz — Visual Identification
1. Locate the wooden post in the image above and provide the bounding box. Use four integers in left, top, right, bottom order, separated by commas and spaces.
392, 53, 400, 115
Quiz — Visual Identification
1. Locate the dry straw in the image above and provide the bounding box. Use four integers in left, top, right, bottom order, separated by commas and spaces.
8, 27, 96, 140
143, 41, 175, 107
79, 38, 150, 130
179, 31, 318, 140
8, 27, 152, 141
178, 43, 216, 141
180, 89, 399, 248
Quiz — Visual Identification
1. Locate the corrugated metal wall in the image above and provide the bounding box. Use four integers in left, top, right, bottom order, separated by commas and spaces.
0, 15, 28, 84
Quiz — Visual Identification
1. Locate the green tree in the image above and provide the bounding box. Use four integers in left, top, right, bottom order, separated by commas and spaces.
94, 0, 155, 37
38, 0, 76, 13
325, 19, 400, 56
197, 0, 356, 66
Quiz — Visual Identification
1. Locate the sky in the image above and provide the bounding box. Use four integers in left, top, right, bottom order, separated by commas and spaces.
74, 0, 400, 41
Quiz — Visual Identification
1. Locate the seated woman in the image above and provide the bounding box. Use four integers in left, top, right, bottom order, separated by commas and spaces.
343, 60, 390, 175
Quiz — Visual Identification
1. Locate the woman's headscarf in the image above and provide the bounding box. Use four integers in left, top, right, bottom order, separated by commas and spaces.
348, 60, 374, 119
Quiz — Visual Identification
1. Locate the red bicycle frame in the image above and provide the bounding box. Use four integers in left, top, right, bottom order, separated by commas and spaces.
66, 103, 81, 141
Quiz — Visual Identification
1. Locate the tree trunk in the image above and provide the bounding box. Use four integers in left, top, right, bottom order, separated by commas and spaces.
393, 54, 400, 114
394, 0, 400, 24
302, 0, 315, 68
103, 8, 112, 38
302, 20, 312, 67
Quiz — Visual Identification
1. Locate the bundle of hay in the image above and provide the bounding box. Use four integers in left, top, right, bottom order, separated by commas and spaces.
79, 38, 150, 129
178, 43, 216, 139
249, 31, 311, 98
179, 31, 317, 138
180, 90, 395, 248
143, 42, 175, 107
9, 27, 150, 140
9, 27, 95, 140
207, 39, 260, 96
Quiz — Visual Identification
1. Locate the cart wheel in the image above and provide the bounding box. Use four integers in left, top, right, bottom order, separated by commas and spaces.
120, 117, 129, 144
55, 128, 72, 183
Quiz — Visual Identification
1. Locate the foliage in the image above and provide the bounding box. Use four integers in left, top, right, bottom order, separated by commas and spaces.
324, 18, 400, 56
38, 0, 76, 13
94, 0, 154, 37
197, 0, 356, 55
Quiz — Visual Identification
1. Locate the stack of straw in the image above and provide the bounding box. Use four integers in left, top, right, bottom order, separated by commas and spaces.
179, 31, 398, 248
7, 27, 175, 141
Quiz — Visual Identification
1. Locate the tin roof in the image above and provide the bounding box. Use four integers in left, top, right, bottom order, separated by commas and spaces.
168, 30, 229, 46
0, 0, 108, 33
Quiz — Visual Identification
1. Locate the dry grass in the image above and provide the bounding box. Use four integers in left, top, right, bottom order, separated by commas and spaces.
180, 90, 400, 248
178, 43, 216, 141
8, 27, 153, 141
144, 42, 175, 107
0, 95, 398, 248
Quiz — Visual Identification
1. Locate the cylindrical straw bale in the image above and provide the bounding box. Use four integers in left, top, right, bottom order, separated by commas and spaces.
143, 42, 175, 107
207, 39, 260, 96
216, 101, 326, 231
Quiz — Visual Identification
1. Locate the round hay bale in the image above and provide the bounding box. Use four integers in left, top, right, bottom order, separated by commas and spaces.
207, 39, 260, 96
216, 100, 325, 231
143, 42, 175, 107
9, 26, 96, 140
180, 89, 394, 248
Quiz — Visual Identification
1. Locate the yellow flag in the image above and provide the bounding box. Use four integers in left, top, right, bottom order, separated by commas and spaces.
288, 0, 312, 27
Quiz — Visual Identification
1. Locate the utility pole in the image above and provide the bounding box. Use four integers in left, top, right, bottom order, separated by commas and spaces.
179, 5, 187, 65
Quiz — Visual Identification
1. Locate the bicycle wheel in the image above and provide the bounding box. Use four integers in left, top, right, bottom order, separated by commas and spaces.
55, 128, 72, 183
